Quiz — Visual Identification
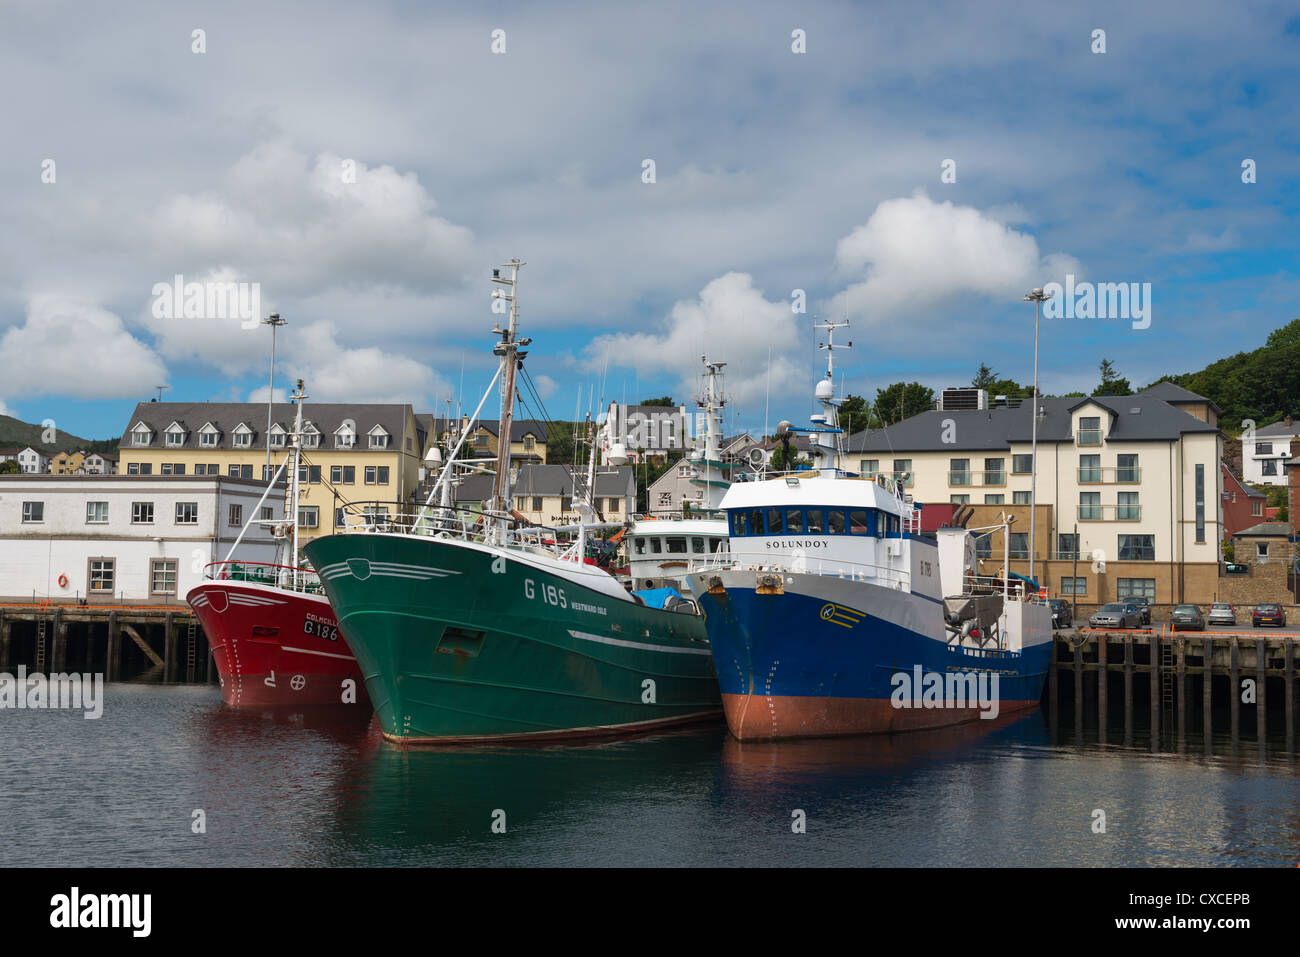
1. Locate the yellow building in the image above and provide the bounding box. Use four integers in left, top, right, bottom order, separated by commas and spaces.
423, 416, 547, 467
118, 401, 425, 543
50, 450, 87, 474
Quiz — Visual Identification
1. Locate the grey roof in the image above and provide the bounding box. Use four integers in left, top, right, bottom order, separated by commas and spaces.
120, 401, 413, 452
848, 394, 1219, 454
421, 415, 547, 443
1234, 522, 1292, 537
1138, 381, 1214, 405
1220, 462, 1267, 497
455, 464, 634, 502
1253, 420, 1300, 438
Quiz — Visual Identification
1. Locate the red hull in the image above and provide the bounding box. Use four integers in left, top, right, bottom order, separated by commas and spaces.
721, 692, 1039, 741
187, 581, 369, 708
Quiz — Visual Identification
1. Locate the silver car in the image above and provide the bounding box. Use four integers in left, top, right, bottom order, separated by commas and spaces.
1207, 602, 1236, 626
1089, 602, 1141, 629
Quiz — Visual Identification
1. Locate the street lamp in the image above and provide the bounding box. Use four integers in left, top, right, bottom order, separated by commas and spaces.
261, 313, 287, 470
1022, 287, 1053, 586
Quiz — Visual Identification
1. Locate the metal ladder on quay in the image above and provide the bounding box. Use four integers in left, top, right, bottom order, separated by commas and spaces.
1160, 632, 1175, 710
185, 618, 198, 683
35, 617, 48, 674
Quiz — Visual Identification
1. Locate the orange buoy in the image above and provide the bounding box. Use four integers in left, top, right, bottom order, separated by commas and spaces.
57, 573, 69, 588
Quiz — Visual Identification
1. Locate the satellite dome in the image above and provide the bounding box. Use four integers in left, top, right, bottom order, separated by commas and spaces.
815, 379, 834, 400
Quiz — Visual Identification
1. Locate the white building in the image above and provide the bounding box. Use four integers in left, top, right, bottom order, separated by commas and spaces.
0, 475, 283, 602
16, 447, 49, 474
599, 401, 692, 464
1242, 418, 1299, 487
83, 452, 118, 475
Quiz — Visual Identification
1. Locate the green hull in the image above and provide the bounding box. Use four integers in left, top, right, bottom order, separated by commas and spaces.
304, 533, 722, 744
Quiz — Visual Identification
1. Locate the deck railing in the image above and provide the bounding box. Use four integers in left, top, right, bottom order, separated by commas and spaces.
202, 561, 325, 595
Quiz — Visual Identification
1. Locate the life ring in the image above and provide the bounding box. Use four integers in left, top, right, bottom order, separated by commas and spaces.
57, 574, 68, 588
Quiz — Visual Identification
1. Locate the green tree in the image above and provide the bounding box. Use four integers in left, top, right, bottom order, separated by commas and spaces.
768, 443, 807, 471
972, 363, 998, 391
1095, 358, 1132, 396
838, 393, 870, 436
874, 382, 935, 426
640, 396, 675, 407
0, 460, 16, 475
545, 421, 577, 464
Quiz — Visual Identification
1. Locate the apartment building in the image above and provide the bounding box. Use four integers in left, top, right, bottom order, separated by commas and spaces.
50, 450, 86, 474
599, 401, 693, 463
0, 474, 281, 602
848, 384, 1223, 604
451, 464, 635, 526
117, 401, 424, 542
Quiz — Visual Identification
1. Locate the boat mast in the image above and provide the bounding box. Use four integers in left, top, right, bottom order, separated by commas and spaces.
289, 378, 306, 589
813, 318, 851, 470
694, 356, 728, 510
489, 259, 529, 544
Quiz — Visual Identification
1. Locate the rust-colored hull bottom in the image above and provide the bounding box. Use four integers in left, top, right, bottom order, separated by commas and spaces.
721, 692, 1040, 742
382, 708, 723, 748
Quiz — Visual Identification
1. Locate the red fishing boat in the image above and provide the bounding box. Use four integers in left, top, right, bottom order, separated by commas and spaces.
185, 378, 368, 709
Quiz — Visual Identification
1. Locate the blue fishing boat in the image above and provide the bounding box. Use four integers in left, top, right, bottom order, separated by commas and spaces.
687, 323, 1052, 741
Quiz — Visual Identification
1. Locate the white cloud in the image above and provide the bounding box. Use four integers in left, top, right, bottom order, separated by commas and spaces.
0, 296, 167, 400
144, 141, 477, 295
282, 320, 450, 405
585, 272, 804, 406
247, 386, 289, 403
829, 191, 1082, 322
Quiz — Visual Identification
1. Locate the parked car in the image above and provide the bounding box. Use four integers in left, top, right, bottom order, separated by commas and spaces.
1169, 604, 1206, 631
1224, 562, 1249, 575
1048, 598, 1073, 629
1089, 602, 1141, 629
1207, 602, 1237, 626
1253, 602, 1287, 628
1124, 596, 1152, 625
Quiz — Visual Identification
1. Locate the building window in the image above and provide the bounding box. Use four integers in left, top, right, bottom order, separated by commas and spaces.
176, 502, 198, 524
131, 428, 151, 446
1079, 491, 1101, 520
984, 494, 1004, 505
949, 458, 971, 486
364, 465, 390, 485
1008, 532, 1029, 559
1013, 491, 1031, 505
89, 558, 115, 593
298, 506, 319, 528
1012, 454, 1033, 474
369, 432, 389, 449
335, 429, 355, 448
1078, 454, 1101, 483
199, 430, 219, 447
950, 494, 970, 504
297, 465, 321, 484
229, 504, 243, 527
1117, 578, 1156, 599
269, 431, 286, 448
657, 492, 673, 507
86, 501, 108, 524
532, 496, 543, 511
524, 435, 535, 450
330, 465, 356, 484
260, 506, 273, 521
1262, 460, 1278, 476
1118, 535, 1155, 561
233, 430, 252, 448
22, 501, 44, 522
150, 559, 178, 595
227, 464, 252, 479
301, 429, 320, 449
860, 459, 879, 476
984, 458, 1005, 484
475, 434, 488, 447
132, 502, 154, 524
1060, 577, 1086, 596
560, 495, 573, 512
975, 535, 992, 559
1057, 534, 1078, 559
1194, 463, 1205, 543
1077, 416, 1102, 445
127, 462, 139, 475
1251, 500, 1263, 516
1117, 491, 1140, 521
165, 430, 185, 447
607, 498, 620, 513
262, 465, 277, 482
892, 459, 912, 485
1116, 453, 1139, 482
1255, 442, 1272, 456
1257, 542, 1269, 558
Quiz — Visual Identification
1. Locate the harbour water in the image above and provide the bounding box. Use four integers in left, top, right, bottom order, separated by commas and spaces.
2, 682, 1297, 867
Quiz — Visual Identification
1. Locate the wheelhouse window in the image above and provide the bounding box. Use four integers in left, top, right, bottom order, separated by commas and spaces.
849, 510, 871, 535
765, 507, 784, 535
805, 509, 825, 534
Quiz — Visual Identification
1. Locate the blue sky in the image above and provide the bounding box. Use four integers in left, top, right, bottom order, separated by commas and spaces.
1, 0, 1297, 442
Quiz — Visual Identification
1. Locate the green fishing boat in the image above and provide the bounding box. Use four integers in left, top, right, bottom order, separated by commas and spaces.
304, 260, 720, 744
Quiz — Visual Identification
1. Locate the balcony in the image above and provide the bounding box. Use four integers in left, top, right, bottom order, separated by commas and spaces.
947, 470, 1006, 487
1077, 503, 1142, 521
1076, 429, 1104, 446
1076, 466, 1142, 484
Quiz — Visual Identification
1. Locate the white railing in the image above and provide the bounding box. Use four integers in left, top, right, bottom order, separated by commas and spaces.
702, 549, 913, 590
